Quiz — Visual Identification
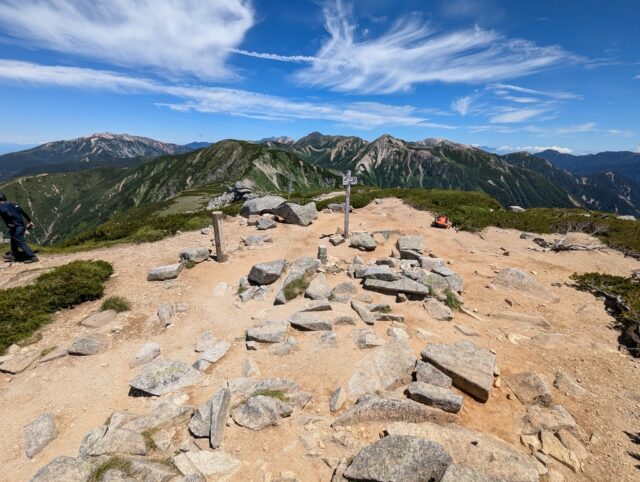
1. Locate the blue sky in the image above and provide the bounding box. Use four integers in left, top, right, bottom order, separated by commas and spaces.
0, 0, 638, 154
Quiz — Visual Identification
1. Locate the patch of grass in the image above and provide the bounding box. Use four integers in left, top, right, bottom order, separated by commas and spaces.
283, 276, 311, 301
370, 305, 391, 313
250, 389, 287, 401
184, 261, 197, 269
142, 429, 159, 451
40, 345, 57, 357
571, 272, 639, 357
100, 296, 131, 312
237, 285, 248, 296
443, 289, 462, 311
88, 456, 132, 482
0, 260, 113, 354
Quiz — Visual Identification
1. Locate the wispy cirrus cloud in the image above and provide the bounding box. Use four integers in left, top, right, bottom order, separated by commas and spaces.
234, 0, 579, 94
494, 145, 573, 154
451, 96, 473, 116
490, 107, 549, 123
0, 0, 254, 80
0, 59, 455, 130
490, 83, 581, 100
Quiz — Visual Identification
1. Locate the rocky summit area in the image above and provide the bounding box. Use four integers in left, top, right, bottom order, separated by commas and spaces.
0, 198, 639, 481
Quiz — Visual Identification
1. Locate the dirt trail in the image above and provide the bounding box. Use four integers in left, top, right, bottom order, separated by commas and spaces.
1, 198, 639, 481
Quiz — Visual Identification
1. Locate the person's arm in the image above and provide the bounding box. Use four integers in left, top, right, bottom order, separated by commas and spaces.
17, 205, 33, 226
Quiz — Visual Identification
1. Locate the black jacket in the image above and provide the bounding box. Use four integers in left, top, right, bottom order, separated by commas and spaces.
0, 201, 32, 228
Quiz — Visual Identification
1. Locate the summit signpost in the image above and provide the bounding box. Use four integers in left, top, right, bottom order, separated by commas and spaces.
343, 170, 358, 238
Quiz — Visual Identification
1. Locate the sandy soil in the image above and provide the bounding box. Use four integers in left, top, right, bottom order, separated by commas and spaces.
0, 198, 639, 481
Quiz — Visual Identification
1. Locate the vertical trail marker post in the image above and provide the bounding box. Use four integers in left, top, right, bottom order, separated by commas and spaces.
343, 170, 358, 238
212, 211, 228, 262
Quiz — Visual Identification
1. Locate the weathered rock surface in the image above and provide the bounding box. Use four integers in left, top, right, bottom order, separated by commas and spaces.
129, 359, 203, 396
349, 232, 377, 251
31, 456, 93, 482
407, 382, 464, 413
421, 340, 496, 402
275, 257, 320, 304
289, 312, 333, 331
423, 299, 454, 321
271, 202, 318, 226
68, 333, 108, 356
231, 395, 293, 430
248, 259, 287, 285
397, 235, 424, 253
24, 413, 58, 458
494, 268, 559, 302
184, 449, 241, 478
522, 405, 577, 435
363, 277, 430, 296
305, 273, 331, 300
540, 430, 581, 472
347, 341, 415, 399
157, 303, 175, 327
189, 388, 231, 449
553, 372, 588, 398
256, 218, 277, 230
243, 234, 272, 247
0, 350, 40, 374
344, 435, 451, 482
333, 397, 456, 427
88, 428, 147, 456
505, 372, 553, 407
355, 330, 385, 349
80, 310, 117, 328
147, 263, 184, 281
227, 377, 300, 405
246, 321, 290, 343
360, 265, 400, 281
301, 299, 332, 312
387, 421, 540, 482
121, 398, 194, 432
350, 300, 376, 325
197, 341, 231, 364
179, 247, 210, 264
194, 332, 216, 353
129, 343, 161, 368
241, 195, 286, 217
330, 387, 346, 413
414, 361, 452, 389
440, 464, 504, 482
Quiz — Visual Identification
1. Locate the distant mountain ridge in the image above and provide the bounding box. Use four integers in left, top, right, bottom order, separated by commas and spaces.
537, 149, 640, 183
0, 133, 206, 180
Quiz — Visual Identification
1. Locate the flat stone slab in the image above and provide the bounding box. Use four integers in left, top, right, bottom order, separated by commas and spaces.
386, 421, 539, 482
421, 340, 496, 402
333, 397, 457, 427
147, 263, 184, 281
301, 299, 332, 312
80, 310, 117, 328
505, 372, 553, 407
305, 272, 331, 300
231, 395, 293, 430
289, 312, 333, 331
494, 268, 559, 302
257, 218, 277, 230
344, 435, 451, 482
423, 299, 454, 321
360, 265, 400, 281
31, 456, 93, 482
363, 277, 430, 296
415, 361, 452, 388
0, 350, 40, 374
184, 449, 241, 477
129, 359, 203, 396
351, 300, 376, 325
129, 343, 161, 368
68, 333, 108, 356
24, 413, 58, 458
397, 235, 424, 253
246, 320, 290, 343
407, 381, 464, 413
198, 341, 231, 364
248, 259, 287, 285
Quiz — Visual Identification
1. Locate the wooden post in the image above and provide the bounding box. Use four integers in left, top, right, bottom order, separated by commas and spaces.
344, 170, 351, 238
212, 211, 228, 262
288, 179, 292, 202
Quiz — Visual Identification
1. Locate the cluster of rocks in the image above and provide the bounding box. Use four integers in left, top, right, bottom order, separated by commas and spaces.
147, 247, 211, 281
207, 179, 258, 210
240, 195, 318, 227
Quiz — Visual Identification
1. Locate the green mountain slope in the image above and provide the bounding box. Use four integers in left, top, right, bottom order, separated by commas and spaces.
0, 140, 340, 244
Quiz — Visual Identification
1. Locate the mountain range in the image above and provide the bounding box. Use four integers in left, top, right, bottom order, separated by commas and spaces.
0, 131, 638, 245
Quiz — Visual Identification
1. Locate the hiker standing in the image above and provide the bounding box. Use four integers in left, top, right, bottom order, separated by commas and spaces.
0, 193, 39, 263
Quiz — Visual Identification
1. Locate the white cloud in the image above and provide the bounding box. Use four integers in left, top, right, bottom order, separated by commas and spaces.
250, 0, 577, 94
491, 83, 581, 100
451, 96, 473, 116
0, 59, 457, 130
490, 107, 548, 123
495, 145, 573, 154
607, 129, 634, 137
0, 0, 254, 80
555, 122, 596, 134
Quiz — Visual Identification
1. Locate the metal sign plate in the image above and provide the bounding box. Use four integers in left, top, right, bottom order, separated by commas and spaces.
342, 176, 358, 186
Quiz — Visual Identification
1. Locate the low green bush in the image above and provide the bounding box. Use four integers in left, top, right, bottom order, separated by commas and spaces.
101, 296, 131, 312
0, 260, 113, 353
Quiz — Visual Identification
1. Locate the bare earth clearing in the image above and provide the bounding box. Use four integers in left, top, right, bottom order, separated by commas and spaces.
1, 198, 639, 481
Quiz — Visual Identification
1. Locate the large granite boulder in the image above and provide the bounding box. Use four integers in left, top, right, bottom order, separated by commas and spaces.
24, 413, 58, 458
179, 248, 211, 264
349, 232, 377, 251
241, 195, 286, 217
271, 202, 318, 226
248, 259, 287, 285
129, 359, 203, 396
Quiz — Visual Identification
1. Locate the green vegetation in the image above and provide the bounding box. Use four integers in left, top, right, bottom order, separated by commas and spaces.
40, 345, 58, 357
142, 429, 159, 451
88, 456, 132, 482
250, 389, 287, 401
443, 289, 462, 311
0, 260, 113, 353
283, 277, 311, 301
571, 272, 639, 356
101, 296, 131, 312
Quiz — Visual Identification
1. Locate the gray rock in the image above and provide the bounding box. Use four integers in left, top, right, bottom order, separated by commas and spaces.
329, 234, 345, 246
420, 272, 451, 296
271, 202, 318, 226
301, 299, 332, 312
350, 299, 376, 325
129, 359, 203, 396
243, 234, 272, 246
421, 340, 496, 402
241, 195, 286, 217
407, 382, 464, 413
246, 320, 290, 343
194, 332, 216, 353
38, 348, 68, 364
289, 312, 333, 331
121, 398, 194, 433
521, 404, 578, 436
360, 265, 400, 281
192, 388, 232, 448
509, 205, 526, 212
243, 358, 260, 377
31, 456, 93, 482
386, 421, 540, 482
179, 247, 211, 264
68, 333, 108, 356
376, 257, 400, 268
344, 435, 451, 482
423, 299, 454, 320
327, 202, 350, 213
231, 395, 293, 430
227, 377, 300, 405
505, 372, 553, 407
88, 428, 147, 456
454, 324, 480, 337
129, 343, 161, 368
148, 263, 184, 281
387, 327, 409, 340
334, 397, 456, 427
494, 268, 559, 302
80, 310, 117, 328
346, 341, 416, 399
420, 257, 446, 271
184, 450, 241, 478
305, 273, 331, 300
275, 256, 320, 304
397, 235, 424, 253
334, 315, 357, 326
414, 361, 452, 389
128, 458, 179, 481
197, 341, 231, 364
157, 303, 175, 327
257, 218, 277, 230
489, 311, 551, 328
440, 464, 504, 482
24, 413, 58, 458
364, 277, 430, 296
349, 232, 377, 251
355, 330, 385, 349
330, 387, 346, 412
0, 350, 40, 374
553, 372, 588, 398
248, 259, 287, 285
